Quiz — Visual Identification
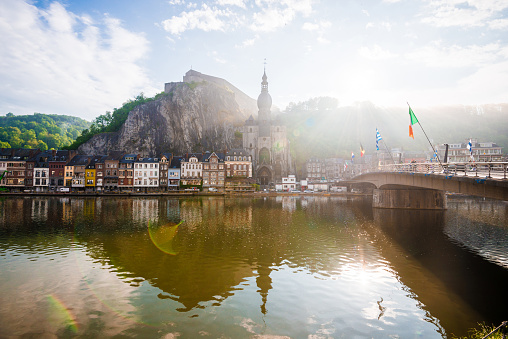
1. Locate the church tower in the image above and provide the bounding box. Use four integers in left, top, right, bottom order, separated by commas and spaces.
257, 70, 272, 137
243, 68, 294, 188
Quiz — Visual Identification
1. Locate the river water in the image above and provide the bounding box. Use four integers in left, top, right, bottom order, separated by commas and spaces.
0, 195, 506, 338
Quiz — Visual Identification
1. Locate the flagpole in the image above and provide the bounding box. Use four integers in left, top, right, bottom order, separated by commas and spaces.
407, 102, 444, 170
382, 139, 396, 165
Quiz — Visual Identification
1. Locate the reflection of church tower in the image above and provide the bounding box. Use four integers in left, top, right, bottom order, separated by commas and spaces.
256, 261, 272, 315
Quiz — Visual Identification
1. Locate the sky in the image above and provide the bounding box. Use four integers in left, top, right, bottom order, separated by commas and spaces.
1, 0, 508, 121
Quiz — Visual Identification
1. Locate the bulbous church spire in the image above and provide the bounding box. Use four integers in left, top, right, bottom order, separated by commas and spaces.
257, 69, 272, 113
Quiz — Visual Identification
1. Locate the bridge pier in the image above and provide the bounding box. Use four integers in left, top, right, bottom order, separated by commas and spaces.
373, 188, 447, 210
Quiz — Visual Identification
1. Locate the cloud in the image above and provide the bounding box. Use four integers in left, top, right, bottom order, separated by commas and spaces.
0, 0, 153, 120
302, 20, 331, 43
161, 0, 315, 35
489, 18, 508, 29
235, 34, 260, 48
251, 0, 314, 31
161, 4, 233, 35
207, 51, 227, 64
216, 0, 247, 8
365, 21, 393, 31
358, 45, 398, 60
421, 0, 508, 28
406, 41, 504, 68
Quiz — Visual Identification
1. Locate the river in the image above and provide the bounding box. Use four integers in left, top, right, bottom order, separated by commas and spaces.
0, 195, 506, 338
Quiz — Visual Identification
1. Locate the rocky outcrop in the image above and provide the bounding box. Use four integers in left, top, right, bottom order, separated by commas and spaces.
78, 74, 256, 156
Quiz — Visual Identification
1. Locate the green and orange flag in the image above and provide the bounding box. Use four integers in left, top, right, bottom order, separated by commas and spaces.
408, 106, 418, 139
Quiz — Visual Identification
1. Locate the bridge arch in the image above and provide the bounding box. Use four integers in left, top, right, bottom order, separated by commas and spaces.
353, 172, 508, 201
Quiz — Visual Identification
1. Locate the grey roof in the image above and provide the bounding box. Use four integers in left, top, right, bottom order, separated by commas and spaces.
226, 149, 249, 157
66, 154, 91, 166
184, 153, 203, 162
86, 155, 107, 168
120, 154, 138, 163
170, 157, 182, 168
245, 115, 256, 125
106, 151, 125, 161
136, 157, 160, 163
202, 152, 224, 162
159, 153, 173, 160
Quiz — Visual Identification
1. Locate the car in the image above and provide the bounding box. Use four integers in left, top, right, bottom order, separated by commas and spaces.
304, 190, 314, 193
290, 190, 301, 193
184, 187, 199, 192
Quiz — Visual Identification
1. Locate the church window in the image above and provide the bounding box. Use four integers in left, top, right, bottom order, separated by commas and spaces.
250, 143, 252, 148
249, 128, 252, 132
259, 148, 270, 164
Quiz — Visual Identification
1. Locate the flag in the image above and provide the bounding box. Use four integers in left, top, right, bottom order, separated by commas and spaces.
376, 128, 382, 151
351, 152, 355, 162
360, 144, 365, 157
344, 161, 348, 171
466, 139, 474, 160
408, 106, 418, 139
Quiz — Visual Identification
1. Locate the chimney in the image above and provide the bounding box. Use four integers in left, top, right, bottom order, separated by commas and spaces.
52, 149, 56, 157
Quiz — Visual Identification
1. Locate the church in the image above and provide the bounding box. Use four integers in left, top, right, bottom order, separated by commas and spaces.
243, 70, 294, 187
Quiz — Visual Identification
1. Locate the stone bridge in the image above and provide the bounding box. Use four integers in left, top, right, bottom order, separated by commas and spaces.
351, 162, 508, 209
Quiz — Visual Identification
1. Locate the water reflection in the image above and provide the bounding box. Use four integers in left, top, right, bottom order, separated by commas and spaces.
0, 196, 506, 338
367, 205, 508, 336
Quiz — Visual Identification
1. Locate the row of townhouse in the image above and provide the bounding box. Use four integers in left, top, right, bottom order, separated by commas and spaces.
0, 148, 254, 193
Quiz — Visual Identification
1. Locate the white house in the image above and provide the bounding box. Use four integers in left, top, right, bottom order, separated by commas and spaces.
282, 174, 296, 191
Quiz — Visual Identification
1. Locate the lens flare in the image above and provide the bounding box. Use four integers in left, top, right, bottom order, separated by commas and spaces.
148, 220, 183, 255
46, 294, 78, 333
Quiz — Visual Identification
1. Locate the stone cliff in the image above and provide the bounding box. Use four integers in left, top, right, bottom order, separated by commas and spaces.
78, 72, 256, 156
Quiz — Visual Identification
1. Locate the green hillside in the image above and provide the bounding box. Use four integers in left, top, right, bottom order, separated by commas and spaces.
0, 113, 90, 150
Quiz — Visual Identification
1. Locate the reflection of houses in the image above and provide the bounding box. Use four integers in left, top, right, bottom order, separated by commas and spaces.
243, 70, 293, 187
132, 199, 159, 224
31, 198, 49, 221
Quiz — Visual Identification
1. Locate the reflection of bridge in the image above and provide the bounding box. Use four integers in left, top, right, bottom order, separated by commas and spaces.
352, 161, 508, 208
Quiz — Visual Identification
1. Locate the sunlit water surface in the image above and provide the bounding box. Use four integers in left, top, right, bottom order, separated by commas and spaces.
0, 195, 506, 338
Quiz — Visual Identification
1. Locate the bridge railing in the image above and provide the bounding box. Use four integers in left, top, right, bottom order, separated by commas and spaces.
376, 161, 508, 179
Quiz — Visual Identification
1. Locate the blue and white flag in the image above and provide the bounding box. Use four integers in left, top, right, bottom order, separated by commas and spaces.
351, 152, 355, 163
376, 128, 382, 151
466, 139, 474, 160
